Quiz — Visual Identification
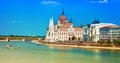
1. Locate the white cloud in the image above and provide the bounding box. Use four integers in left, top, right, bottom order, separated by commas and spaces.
41, 1, 60, 5
99, 0, 108, 3
90, 0, 108, 4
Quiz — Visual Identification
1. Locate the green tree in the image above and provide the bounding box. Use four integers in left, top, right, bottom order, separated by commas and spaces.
98, 39, 105, 45
114, 40, 120, 46
106, 39, 111, 45
9, 34, 14, 37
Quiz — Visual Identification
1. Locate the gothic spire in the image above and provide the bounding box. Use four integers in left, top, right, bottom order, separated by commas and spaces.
49, 17, 54, 31
62, 9, 64, 15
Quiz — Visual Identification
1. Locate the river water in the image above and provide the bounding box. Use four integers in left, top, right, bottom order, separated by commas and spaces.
0, 41, 120, 63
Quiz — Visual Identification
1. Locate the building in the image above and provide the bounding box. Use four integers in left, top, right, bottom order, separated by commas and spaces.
46, 10, 83, 42
45, 11, 120, 42
100, 26, 120, 41
89, 22, 117, 42
82, 24, 90, 42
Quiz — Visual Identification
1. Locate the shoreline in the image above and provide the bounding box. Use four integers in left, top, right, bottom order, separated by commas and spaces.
36, 42, 120, 50
0, 40, 120, 50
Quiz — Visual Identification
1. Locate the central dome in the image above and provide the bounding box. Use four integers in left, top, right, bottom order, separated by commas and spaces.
59, 10, 67, 24
59, 15, 67, 22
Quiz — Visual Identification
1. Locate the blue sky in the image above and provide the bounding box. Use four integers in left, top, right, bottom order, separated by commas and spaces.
0, 0, 120, 36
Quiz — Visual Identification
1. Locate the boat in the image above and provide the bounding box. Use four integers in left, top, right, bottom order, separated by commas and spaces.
6, 45, 13, 49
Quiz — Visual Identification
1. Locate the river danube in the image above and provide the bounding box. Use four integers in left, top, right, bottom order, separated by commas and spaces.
0, 41, 120, 63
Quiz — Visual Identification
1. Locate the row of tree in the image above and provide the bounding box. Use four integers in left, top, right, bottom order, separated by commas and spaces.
0, 34, 45, 38
97, 39, 120, 46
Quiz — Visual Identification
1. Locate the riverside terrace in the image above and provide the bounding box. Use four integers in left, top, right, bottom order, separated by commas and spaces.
0, 36, 42, 42
37, 40, 120, 48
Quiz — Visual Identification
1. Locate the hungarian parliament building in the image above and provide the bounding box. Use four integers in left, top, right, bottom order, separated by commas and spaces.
45, 10, 120, 42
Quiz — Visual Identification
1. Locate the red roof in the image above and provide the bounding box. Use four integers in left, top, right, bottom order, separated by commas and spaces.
101, 26, 113, 28
59, 27, 68, 31
59, 15, 67, 24
74, 28, 82, 31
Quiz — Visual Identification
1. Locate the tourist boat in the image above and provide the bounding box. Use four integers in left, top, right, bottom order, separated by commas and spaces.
6, 45, 13, 49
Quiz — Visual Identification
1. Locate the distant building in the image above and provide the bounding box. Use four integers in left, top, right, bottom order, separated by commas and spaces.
100, 26, 120, 41
46, 10, 83, 42
82, 24, 90, 42
89, 23, 117, 42
99, 26, 109, 40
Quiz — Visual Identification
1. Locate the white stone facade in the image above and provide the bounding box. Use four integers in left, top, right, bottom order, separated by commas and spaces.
46, 11, 83, 42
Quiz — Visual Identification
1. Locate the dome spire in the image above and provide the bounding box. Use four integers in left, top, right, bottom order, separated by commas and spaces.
62, 9, 64, 15
59, 9, 67, 24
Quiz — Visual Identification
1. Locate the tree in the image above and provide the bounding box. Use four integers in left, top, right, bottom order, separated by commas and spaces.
98, 39, 105, 45
106, 39, 111, 45
9, 35, 14, 37
114, 39, 120, 46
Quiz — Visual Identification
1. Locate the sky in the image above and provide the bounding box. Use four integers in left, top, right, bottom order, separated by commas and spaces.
0, 0, 120, 36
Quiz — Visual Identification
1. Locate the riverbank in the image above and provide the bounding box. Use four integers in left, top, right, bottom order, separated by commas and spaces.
1, 40, 120, 50
45, 44, 120, 50
36, 41, 120, 50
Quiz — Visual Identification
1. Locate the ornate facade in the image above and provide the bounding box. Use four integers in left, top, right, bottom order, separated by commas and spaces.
46, 10, 83, 42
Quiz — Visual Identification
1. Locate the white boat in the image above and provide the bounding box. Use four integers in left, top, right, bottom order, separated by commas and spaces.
6, 45, 13, 49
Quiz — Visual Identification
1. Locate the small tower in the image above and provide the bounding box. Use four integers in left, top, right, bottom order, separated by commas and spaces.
49, 17, 54, 31
46, 17, 55, 42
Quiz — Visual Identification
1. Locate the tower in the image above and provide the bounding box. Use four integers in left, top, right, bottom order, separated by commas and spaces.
46, 17, 55, 42
58, 10, 67, 25
49, 17, 54, 31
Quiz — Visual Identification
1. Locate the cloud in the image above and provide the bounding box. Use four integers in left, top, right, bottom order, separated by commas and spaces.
90, 0, 108, 4
99, 0, 108, 3
41, 1, 60, 5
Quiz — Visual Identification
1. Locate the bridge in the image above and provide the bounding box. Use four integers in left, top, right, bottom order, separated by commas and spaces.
0, 37, 40, 42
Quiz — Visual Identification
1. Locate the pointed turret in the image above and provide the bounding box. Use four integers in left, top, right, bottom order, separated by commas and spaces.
62, 9, 64, 15
46, 17, 55, 42
49, 17, 54, 31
